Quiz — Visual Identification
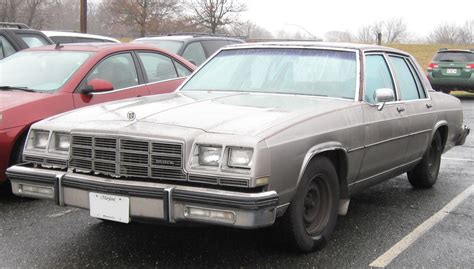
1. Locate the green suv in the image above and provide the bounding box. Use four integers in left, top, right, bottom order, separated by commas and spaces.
427, 49, 474, 93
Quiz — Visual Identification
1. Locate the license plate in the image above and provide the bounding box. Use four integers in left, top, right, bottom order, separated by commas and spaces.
446, 68, 458, 74
89, 192, 130, 223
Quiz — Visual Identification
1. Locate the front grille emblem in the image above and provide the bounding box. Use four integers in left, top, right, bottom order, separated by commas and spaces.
127, 111, 136, 121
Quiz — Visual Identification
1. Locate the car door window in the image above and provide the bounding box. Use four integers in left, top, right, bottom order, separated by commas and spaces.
406, 58, 427, 99
201, 40, 229, 56
0, 35, 16, 59
17, 34, 50, 48
364, 54, 395, 104
182, 42, 206, 66
137, 52, 178, 82
85, 53, 139, 90
389, 56, 421, 101
174, 60, 191, 77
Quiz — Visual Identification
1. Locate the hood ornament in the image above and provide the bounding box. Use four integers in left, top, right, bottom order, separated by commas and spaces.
127, 111, 136, 121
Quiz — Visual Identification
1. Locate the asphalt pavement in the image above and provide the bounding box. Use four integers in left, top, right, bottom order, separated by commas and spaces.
0, 98, 473, 269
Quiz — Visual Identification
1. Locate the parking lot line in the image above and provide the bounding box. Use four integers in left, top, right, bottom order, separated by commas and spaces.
369, 184, 474, 268
442, 157, 474, 162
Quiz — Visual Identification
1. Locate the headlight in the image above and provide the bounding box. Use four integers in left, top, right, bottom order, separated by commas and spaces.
197, 145, 222, 166
52, 132, 70, 152
228, 147, 253, 168
27, 130, 50, 150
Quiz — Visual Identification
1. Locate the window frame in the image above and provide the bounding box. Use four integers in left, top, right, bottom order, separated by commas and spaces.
74, 51, 143, 94
362, 52, 399, 104
135, 51, 179, 83
387, 54, 429, 102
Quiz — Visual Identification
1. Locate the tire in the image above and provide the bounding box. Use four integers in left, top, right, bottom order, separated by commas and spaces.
10, 134, 27, 165
280, 156, 340, 253
407, 132, 443, 188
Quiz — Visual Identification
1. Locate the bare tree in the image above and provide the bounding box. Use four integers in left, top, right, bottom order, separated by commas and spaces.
458, 20, 474, 45
231, 20, 273, 39
428, 23, 459, 44
384, 18, 407, 43
357, 18, 407, 44
357, 25, 374, 43
325, 31, 354, 42
102, 0, 181, 37
188, 0, 247, 34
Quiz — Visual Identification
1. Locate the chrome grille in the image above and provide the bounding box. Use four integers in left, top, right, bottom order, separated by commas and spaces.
70, 134, 185, 181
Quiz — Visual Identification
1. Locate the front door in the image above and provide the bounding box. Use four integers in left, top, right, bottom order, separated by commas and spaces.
357, 54, 409, 182
73, 52, 148, 108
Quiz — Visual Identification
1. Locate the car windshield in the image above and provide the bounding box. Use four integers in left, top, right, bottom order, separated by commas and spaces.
0, 50, 91, 92
133, 40, 183, 54
180, 48, 357, 99
434, 52, 474, 62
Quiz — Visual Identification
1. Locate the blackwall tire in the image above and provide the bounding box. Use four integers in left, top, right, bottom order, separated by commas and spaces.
280, 156, 340, 253
407, 132, 443, 189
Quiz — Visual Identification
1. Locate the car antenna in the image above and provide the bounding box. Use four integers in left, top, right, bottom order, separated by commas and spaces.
55, 42, 63, 49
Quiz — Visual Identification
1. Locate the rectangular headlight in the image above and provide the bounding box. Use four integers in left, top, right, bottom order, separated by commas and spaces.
52, 132, 70, 152
228, 147, 253, 168
197, 145, 222, 167
27, 130, 49, 150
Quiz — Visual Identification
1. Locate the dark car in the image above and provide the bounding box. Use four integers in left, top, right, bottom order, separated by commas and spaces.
132, 33, 244, 66
427, 48, 474, 93
0, 22, 53, 60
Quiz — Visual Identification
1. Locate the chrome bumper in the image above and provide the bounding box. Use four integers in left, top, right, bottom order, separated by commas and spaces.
7, 165, 279, 228
456, 124, 470, 146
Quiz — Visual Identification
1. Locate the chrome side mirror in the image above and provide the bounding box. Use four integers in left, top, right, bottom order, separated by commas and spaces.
374, 88, 395, 111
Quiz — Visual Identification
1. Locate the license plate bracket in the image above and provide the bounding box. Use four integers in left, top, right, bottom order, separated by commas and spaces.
446, 68, 458, 74
89, 192, 130, 223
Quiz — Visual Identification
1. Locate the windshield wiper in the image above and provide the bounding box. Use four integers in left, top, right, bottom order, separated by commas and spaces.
439, 59, 454, 62
0, 86, 36, 92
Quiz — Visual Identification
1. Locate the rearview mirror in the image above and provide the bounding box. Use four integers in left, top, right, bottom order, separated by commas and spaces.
374, 88, 395, 111
80, 79, 114, 95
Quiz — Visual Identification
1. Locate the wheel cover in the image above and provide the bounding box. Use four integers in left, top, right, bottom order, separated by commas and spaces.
302, 175, 331, 235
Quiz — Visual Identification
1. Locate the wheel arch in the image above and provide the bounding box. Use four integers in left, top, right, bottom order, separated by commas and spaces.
432, 121, 448, 151
296, 143, 349, 200
9, 125, 30, 165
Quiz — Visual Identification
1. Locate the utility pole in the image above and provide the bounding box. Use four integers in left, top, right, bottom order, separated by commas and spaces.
80, 0, 87, 33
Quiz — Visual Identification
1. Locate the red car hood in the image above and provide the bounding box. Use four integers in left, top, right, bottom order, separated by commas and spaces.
0, 91, 50, 110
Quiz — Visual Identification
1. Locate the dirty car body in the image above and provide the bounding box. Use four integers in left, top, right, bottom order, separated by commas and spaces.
7, 42, 469, 252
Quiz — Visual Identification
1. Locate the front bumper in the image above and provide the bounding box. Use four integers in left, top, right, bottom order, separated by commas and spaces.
456, 124, 470, 146
7, 165, 279, 228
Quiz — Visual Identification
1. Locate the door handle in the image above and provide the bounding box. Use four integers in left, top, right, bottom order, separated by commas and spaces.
426, 103, 433, 109
397, 107, 405, 113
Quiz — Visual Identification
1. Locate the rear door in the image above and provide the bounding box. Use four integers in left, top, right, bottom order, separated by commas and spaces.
388, 55, 434, 162
73, 52, 149, 108
135, 51, 192, 95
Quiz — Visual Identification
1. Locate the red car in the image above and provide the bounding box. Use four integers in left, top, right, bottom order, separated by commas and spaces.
0, 43, 195, 186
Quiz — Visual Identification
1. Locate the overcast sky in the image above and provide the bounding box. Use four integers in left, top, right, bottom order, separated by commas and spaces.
240, 0, 474, 39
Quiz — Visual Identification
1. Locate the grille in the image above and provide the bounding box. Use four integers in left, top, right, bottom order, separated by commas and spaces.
70, 134, 185, 181
219, 178, 249, 187
23, 155, 67, 168
189, 175, 218, 185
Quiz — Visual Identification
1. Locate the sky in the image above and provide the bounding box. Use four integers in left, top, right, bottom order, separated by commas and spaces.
239, 0, 474, 39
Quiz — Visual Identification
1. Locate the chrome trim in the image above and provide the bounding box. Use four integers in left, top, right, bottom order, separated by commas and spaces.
164, 187, 175, 222
347, 146, 364, 153
365, 134, 411, 148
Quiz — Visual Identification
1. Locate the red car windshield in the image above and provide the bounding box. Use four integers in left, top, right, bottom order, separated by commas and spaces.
0, 50, 92, 92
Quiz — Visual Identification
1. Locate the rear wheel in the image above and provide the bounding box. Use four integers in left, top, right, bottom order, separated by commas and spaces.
407, 132, 443, 188
280, 156, 339, 252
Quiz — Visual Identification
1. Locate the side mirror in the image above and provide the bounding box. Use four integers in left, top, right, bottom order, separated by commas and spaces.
80, 79, 114, 95
374, 88, 395, 111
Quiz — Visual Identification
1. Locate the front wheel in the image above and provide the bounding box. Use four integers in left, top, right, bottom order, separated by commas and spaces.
280, 156, 339, 252
407, 132, 443, 188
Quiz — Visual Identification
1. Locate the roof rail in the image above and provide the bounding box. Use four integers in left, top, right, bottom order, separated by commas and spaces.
0, 22, 31, 29
438, 48, 448, 52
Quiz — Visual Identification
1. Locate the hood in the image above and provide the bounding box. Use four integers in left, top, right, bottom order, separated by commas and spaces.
48, 91, 354, 136
0, 91, 50, 110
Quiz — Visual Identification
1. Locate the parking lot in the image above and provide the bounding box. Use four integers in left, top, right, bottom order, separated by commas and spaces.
0, 98, 472, 268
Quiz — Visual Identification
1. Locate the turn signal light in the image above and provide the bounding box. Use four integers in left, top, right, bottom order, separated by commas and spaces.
465, 64, 474, 69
